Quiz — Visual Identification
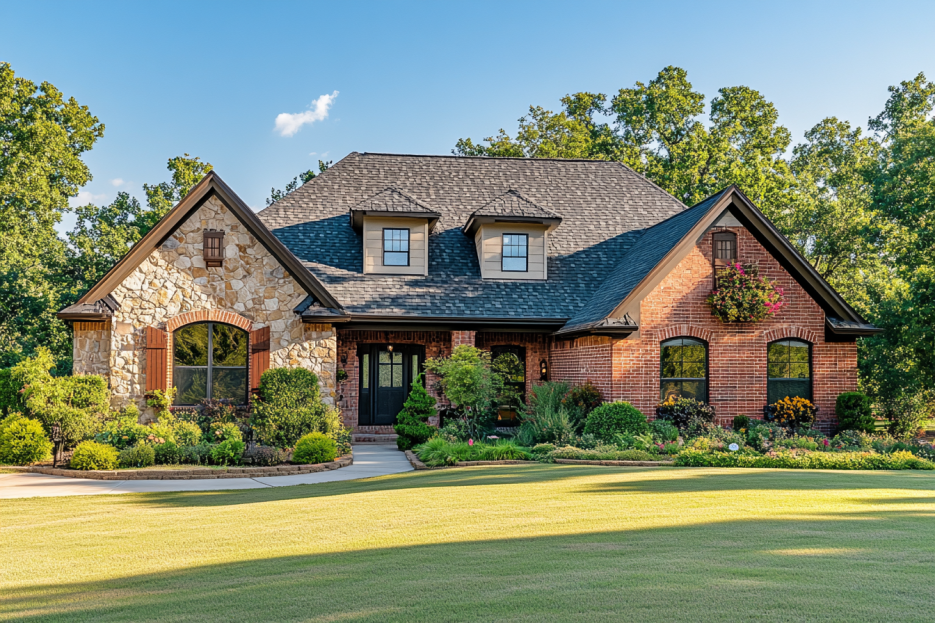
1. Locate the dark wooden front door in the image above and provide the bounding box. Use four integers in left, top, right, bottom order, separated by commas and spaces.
358, 344, 425, 426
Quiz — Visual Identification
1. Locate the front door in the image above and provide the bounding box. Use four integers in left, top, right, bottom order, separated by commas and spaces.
358, 344, 425, 426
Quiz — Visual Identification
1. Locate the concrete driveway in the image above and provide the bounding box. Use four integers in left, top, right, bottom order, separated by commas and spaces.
0, 444, 412, 499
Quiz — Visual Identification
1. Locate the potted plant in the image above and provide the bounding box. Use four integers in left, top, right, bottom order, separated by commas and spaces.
707, 262, 784, 323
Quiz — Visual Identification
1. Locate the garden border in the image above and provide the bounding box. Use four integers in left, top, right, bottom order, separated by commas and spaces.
404, 450, 531, 470
553, 458, 674, 467
5, 453, 353, 480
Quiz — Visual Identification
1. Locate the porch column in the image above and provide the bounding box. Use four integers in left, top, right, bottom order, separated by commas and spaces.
451, 330, 476, 349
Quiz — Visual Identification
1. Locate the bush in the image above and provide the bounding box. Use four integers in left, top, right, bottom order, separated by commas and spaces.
293, 432, 337, 464
414, 437, 467, 466
517, 403, 576, 446
830, 429, 873, 451
153, 440, 181, 464
330, 426, 352, 456
649, 419, 679, 443
174, 421, 202, 446
531, 443, 555, 455
0, 348, 57, 415
475, 439, 531, 461
0, 413, 52, 465
210, 439, 245, 466
70, 441, 119, 470
765, 396, 816, 430
675, 448, 935, 470
835, 392, 874, 433
95, 405, 146, 450
179, 444, 212, 465
562, 381, 604, 430
251, 368, 341, 449
732, 415, 751, 431
584, 402, 648, 442
208, 421, 243, 444
879, 393, 928, 440
119, 443, 156, 468
26, 374, 110, 447
394, 375, 437, 450
656, 397, 716, 431
243, 445, 286, 466
436, 418, 472, 442
425, 346, 505, 439
550, 446, 656, 462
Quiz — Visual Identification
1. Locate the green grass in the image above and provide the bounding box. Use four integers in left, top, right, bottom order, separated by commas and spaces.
2, 465, 935, 622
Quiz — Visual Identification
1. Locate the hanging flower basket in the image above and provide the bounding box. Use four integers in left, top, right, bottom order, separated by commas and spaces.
706, 262, 784, 323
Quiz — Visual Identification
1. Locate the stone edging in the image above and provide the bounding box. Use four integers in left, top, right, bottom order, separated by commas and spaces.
553, 458, 674, 467
404, 450, 531, 470
11, 453, 353, 480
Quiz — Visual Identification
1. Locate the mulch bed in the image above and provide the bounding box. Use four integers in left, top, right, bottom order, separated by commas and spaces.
6, 453, 353, 480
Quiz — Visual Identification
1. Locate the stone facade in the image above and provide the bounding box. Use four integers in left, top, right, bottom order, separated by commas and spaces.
72, 321, 112, 377
72, 195, 336, 418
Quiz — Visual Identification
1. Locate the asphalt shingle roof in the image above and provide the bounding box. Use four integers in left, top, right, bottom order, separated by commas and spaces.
469, 189, 560, 220
561, 189, 728, 332
258, 152, 689, 320
351, 187, 440, 216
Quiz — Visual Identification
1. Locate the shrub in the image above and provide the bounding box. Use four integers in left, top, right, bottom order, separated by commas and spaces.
562, 381, 603, 430
732, 415, 751, 431
675, 448, 935, 470
831, 429, 873, 451
153, 441, 181, 464
414, 437, 466, 466
0, 413, 52, 465
208, 422, 243, 444
425, 346, 504, 439
706, 262, 784, 323
95, 412, 148, 450
330, 426, 352, 456
517, 403, 576, 446
661, 441, 681, 454
179, 444, 212, 465
531, 443, 555, 455
550, 446, 656, 461
437, 418, 472, 442
119, 443, 156, 468
655, 397, 716, 431
293, 432, 337, 464
0, 348, 57, 415
765, 396, 816, 430
649, 419, 679, 443
251, 368, 341, 449
70, 441, 119, 470
475, 439, 531, 461
174, 421, 202, 446
835, 392, 874, 433
243, 445, 286, 466
584, 402, 648, 442
26, 374, 110, 447
210, 439, 245, 466
879, 393, 928, 440
394, 375, 437, 450
145, 388, 176, 423
142, 420, 175, 445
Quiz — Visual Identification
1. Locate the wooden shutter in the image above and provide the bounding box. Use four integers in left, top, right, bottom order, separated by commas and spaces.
250, 326, 271, 394
145, 327, 168, 393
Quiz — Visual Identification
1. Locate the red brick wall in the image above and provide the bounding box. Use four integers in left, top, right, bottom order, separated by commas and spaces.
452, 330, 476, 348
608, 226, 857, 430
550, 335, 614, 401
336, 330, 451, 432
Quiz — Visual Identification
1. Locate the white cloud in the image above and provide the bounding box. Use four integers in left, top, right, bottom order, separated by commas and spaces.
69, 191, 107, 207
110, 178, 124, 187
275, 91, 338, 137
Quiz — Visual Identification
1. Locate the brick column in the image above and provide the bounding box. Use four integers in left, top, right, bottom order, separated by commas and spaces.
451, 330, 476, 349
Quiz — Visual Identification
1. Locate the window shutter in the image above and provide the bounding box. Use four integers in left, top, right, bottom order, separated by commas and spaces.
145, 327, 168, 393
250, 326, 271, 394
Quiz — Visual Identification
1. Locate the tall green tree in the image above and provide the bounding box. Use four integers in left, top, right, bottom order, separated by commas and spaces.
0, 62, 104, 369
138, 154, 212, 235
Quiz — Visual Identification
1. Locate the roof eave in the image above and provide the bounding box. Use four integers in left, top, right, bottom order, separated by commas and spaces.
349, 209, 441, 233
462, 215, 563, 237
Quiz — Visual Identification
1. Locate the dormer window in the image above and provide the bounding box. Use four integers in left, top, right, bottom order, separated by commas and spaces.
383, 228, 410, 266
203, 230, 224, 267
502, 234, 528, 272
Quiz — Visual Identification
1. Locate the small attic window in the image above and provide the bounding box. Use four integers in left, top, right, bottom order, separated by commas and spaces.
712, 231, 736, 282
203, 230, 224, 267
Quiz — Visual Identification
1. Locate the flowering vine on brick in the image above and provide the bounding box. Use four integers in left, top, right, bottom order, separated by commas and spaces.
706, 262, 785, 323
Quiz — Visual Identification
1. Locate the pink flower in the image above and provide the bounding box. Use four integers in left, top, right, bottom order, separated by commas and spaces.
488, 436, 499, 440
823, 439, 829, 446
468, 438, 474, 446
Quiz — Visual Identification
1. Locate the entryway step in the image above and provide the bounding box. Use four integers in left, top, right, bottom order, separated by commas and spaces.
352, 433, 398, 444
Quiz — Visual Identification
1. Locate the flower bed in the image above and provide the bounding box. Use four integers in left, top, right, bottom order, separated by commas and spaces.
674, 448, 934, 470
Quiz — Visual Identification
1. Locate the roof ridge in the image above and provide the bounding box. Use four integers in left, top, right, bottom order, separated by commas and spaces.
360, 151, 630, 164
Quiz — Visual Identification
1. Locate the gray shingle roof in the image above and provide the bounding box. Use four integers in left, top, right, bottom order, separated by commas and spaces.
560, 189, 729, 332
258, 152, 688, 320
471, 189, 560, 219
351, 187, 440, 216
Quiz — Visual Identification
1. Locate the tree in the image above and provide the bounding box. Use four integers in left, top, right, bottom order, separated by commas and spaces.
424, 345, 505, 439
266, 160, 332, 206
393, 374, 436, 450
138, 154, 213, 235
66, 192, 145, 293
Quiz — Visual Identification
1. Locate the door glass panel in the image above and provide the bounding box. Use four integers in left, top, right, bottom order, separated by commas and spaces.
379, 362, 392, 387
412, 354, 419, 382
362, 354, 369, 389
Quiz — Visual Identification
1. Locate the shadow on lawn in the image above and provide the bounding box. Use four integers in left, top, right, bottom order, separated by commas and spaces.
5, 505, 935, 623
121, 464, 935, 510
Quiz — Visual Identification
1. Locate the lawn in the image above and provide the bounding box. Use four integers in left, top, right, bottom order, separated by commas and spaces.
2, 465, 935, 622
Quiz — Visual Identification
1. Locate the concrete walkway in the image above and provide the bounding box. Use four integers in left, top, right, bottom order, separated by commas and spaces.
0, 444, 412, 499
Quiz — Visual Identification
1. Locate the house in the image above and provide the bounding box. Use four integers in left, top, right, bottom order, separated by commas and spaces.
59, 152, 879, 435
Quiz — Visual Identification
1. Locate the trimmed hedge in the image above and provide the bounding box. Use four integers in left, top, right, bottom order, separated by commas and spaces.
251, 368, 341, 449
583, 401, 648, 441
0, 413, 52, 465
293, 432, 337, 464
674, 448, 935, 470
836, 392, 875, 433
70, 441, 119, 470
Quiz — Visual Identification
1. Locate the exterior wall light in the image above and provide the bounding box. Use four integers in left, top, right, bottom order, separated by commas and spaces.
539, 358, 548, 380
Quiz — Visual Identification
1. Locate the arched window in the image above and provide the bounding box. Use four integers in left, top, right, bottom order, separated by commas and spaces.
660, 337, 707, 402
767, 339, 811, 404
174, 322, 248, 405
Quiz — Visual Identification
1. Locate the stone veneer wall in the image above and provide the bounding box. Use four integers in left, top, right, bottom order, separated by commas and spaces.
72, 321, 112, 377
76, 195, 337, 417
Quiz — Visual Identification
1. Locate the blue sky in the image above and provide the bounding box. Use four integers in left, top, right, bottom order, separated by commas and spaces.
3, 0, 934, 229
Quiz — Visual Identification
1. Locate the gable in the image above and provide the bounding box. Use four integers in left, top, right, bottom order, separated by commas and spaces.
59, 172, 343, 320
